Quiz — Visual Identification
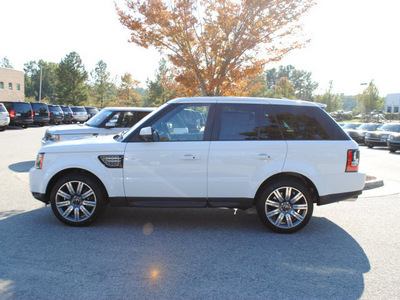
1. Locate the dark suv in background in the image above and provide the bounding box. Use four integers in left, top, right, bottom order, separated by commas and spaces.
84, 107, 99, 120
31, 102, 50, 126
48, 105, 64, 125
60, 105, 73, 124
2, 101, 33, 128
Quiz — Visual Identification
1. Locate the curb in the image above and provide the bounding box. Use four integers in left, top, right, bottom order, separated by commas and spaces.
363, 178, 384, 190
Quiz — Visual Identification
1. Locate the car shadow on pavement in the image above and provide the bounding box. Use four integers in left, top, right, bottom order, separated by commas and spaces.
0, 206, 370, 299
8, 161, 35, 173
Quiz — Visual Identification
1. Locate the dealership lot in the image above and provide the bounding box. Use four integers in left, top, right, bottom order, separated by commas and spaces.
1, 126, 400, 299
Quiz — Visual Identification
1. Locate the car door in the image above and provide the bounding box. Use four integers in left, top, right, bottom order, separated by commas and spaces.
207, 103, 287, 206
123, 103, 213, 207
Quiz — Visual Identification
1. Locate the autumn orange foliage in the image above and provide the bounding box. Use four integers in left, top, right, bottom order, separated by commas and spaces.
116, 0, 315, 96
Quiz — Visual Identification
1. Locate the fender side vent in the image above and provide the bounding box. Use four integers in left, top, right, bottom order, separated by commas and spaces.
98, 155, 124, 168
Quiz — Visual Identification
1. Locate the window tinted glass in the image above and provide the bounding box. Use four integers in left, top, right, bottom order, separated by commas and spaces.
0, 104, 6, 112
152, 104, 210, 141
272, 105, 348, 140
14, 103, 32, 113
218, 104, 258, 140
71, 107, 86, 112
49, 106, 62, 112
260, 105, 283, 140
31, 103, 48, 113
137, 111, 150, 122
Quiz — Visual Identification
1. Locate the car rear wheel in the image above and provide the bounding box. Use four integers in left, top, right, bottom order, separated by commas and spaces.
50, 173, 106, 226
389, 147, 397, 153
256, 179, 313, 233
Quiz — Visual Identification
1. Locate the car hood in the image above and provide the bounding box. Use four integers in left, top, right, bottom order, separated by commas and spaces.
40, 135, 126, 153
46, 124, 96, 135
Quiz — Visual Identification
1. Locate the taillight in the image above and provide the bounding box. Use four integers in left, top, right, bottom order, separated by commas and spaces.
31, 110, 34, 118
10, 110, 15, 118
48, 111, 50, 117
346, 149, 360, 172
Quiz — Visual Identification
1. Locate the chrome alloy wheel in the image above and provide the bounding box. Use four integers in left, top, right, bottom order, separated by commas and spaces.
55, 181, 97, 223
265, 186, 308, 229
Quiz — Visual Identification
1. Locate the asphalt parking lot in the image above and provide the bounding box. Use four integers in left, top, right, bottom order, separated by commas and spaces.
1, 125, 400, 299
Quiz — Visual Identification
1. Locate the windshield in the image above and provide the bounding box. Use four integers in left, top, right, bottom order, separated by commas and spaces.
120, 105, 164, 141
85, 109, 113, 128
358, 123, 380, 131
342, 123, 361, 129
378, 124, 400, 132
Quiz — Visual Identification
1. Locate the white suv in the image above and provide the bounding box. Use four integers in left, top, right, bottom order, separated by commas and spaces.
30, 97, 365, 233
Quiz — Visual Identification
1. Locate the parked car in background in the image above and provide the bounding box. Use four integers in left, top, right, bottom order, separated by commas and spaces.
342, 122, 362, 130
365, 123, 400, 148
387, 132, 400, 153
42, 107, 155, 145
31, 102, 50, 126
48, 105, 64, 125
31, 97, 365, 233
345, 123, 383, 144
70, 106, 88, 123
2, 101, 33, 128
85, 107, 99, 120
60, 105, 73, 124
0, 103, 10, 131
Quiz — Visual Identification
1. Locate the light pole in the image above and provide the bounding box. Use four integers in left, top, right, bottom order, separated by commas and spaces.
360, 82, 368, 121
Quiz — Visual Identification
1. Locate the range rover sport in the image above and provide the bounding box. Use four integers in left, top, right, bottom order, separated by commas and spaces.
29, 97, 365, 233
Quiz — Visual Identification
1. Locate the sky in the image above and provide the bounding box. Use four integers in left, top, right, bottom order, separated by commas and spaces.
1, 0, 399, 96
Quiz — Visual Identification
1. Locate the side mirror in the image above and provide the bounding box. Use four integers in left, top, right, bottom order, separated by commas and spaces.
105, 122, 116, 129
140, 126, 154, 142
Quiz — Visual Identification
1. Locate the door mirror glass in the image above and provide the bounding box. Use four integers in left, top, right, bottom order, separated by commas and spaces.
140, 126, 154, 142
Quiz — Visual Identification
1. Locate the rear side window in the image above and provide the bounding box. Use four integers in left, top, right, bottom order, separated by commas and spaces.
272, 105, 349, 140
217, 104, 259, 140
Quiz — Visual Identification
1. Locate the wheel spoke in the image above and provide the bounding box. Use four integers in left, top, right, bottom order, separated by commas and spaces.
290, 192, 304, 204
292, 211, 304, 222
66, 182, 75, 195
273, 190, 284, 202
292, 204, 308, 210
80, 206, 91, 218
82, 200, 96, 207
56, 200, 70, 208
285, 215, 293, 227
274, 213, 285, 226
266, 199, 280, 208
74, 208, 80, 221
81, 189, 94, 199
266, 209, 280, 218
62, 206, 73, 217
76, 182, 84, 196
285, 187, 292, 201
57, 190, 71, 200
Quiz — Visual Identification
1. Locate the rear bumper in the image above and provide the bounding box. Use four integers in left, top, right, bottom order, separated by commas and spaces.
318, 190, 362, 205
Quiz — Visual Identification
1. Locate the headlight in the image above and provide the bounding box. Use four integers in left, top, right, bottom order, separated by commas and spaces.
44, 131, 60, 142
35, 153, 44, 169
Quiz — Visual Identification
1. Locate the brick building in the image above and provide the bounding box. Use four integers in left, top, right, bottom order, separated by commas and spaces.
0, 67, 24, 101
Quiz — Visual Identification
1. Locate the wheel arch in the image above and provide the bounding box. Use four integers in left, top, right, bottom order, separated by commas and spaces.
254, 172, 320, 205
44, 168, 109, 204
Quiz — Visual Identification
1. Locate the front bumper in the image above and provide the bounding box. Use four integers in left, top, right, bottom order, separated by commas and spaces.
365, 137, 388, 146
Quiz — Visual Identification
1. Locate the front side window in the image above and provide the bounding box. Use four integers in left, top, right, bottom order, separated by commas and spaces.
152, 104, 210, 141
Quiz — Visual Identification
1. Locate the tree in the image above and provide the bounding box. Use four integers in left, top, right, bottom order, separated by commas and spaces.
24, 60, 58, 102
90, 60, 117, 108
276, 77, 296, 99
114, 73, 142, 106
314, 81, 342, 112
144, 58, 177, 106
116, 0, 315, 96
0, 57, 13, 69
356, 80, 384, 115
257, 65, 318, 100
56, 52, 88, 105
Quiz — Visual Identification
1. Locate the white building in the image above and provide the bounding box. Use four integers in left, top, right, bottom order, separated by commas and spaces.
386, 93, 400, 113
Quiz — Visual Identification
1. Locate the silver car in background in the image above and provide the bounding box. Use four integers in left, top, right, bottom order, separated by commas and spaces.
0, 103, 10, 131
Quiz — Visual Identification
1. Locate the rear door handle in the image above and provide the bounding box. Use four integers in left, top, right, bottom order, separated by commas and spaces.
181, 154, 200, 160
257, 153, 271, 160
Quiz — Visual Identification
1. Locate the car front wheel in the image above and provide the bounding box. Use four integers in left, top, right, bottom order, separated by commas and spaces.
256, 179, 313, 233
50, 173, 106, 226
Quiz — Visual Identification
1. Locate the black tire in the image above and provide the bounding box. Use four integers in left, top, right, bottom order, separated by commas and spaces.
256, 179, 314, 233
389, 147, 397, 153
50, 173, 106, 226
